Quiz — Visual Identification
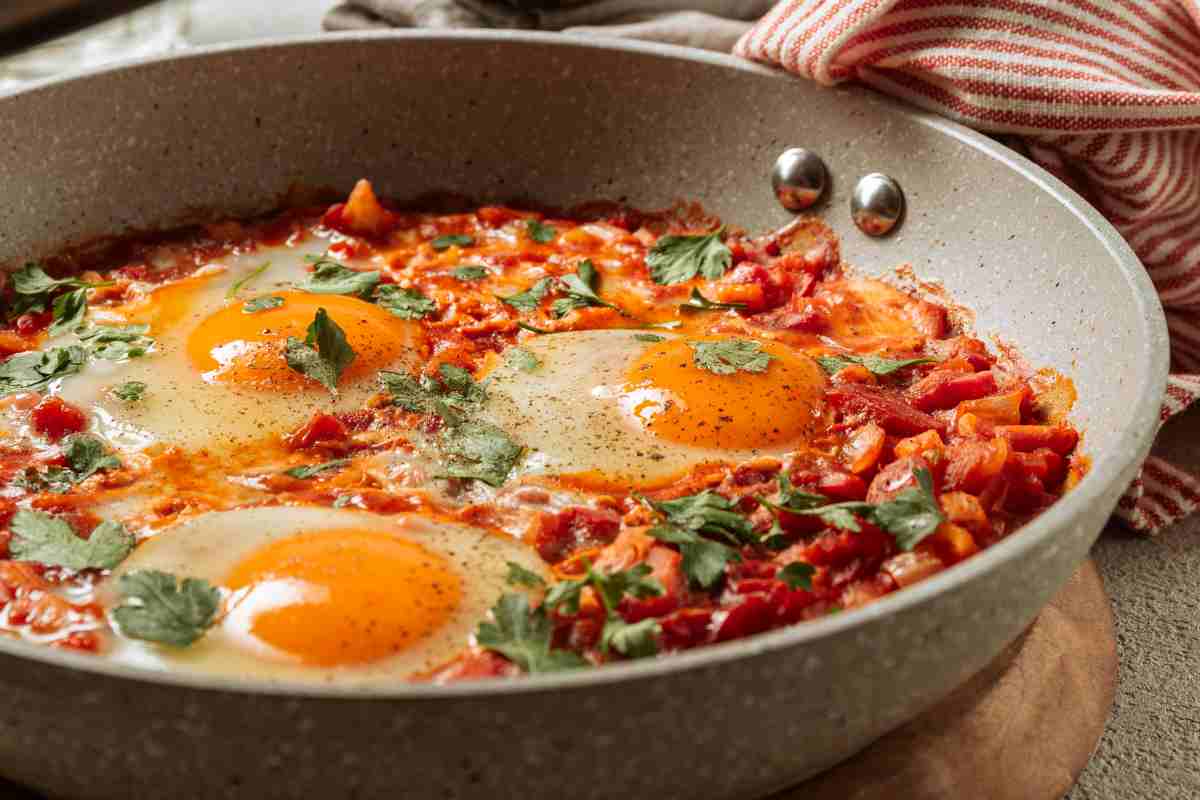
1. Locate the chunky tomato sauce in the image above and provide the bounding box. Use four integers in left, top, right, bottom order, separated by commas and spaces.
0, 179, 1083, 679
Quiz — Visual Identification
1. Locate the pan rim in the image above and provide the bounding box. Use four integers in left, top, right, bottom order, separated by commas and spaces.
0, 29, 1168, 699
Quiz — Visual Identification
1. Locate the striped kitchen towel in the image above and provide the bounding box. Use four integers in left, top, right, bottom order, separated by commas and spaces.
734, 0, 1200, 531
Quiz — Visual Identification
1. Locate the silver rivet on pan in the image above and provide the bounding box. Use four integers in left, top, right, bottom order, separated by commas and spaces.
851, 173, 904, 236
771, 147, 828, 211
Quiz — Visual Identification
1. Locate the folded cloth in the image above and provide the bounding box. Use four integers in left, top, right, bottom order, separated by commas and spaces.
324, 0, 1200, 532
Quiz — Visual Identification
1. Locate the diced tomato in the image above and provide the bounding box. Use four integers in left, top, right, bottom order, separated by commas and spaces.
893, 429, 944, 461
867, 456, 932, 504
842, 422, 886, 474
478, 206, 526, 227
338, 179, 399, 238
880, 550, 944, 588
994, 425, 1079, 456
713, 594, 775, 642
532, 506, 621, 564
30, 396, 87, 441
828, 384, 945, 436
942, 437, 1010, 494
659, 608, 714, 651
2, 326, 39, 352
925, 521, 979, 563
818, 470, 868, 501
801, 522, 893, 567
938, 491, 988, 533
909, 370, 997, 412
285, 413, 349, 450
428, 650, 521, 684
615, 544, 684, 622
954, 388, 1027, 426
52, 631, 100, 653
719, 262, 794, 312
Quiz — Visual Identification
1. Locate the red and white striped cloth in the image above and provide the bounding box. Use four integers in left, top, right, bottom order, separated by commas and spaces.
735, 0, 1200, 532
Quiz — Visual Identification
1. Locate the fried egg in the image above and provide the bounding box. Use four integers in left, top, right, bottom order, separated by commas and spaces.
479, 329, 829, 487
53, 246, 423, 455
103, 506, 546, 684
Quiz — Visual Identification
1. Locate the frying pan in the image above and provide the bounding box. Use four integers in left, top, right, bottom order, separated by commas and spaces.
0, 32, 1167, 800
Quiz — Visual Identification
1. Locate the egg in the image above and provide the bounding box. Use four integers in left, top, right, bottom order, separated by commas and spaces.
479, 329, 830, 487
103, 506, 546, 684
53, 246, 423, 456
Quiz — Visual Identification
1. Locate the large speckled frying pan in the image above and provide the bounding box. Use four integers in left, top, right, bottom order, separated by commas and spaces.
0, 32, 1167, 800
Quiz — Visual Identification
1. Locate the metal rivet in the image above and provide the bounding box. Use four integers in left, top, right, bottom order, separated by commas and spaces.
771, 147, 828, 211
851, 173, 905, 236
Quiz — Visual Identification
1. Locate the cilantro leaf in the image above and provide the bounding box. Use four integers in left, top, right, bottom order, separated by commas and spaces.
49, 288, 88, 336
437, 363, 487, 405
452, 265, 489, 281
647, 490, 758, 546
13, 434, 122, 494
689, 339, 775, 376
374, 285, 436, 320
552, 260, 622, 318
541, 561, 663, 658
498, 277, 553, 312
9, 510, 133, 571
77, 324, 154, 361
284, 458, 351, 479
873, 467, 944, 550
679, 287, 746, 313
646, 229, 731, 285
647, 524, 737, 589
440, 419, 523, 487
505, 562, 546, 588
242, 295, 284, 314
284, 309, 356, 394
525, 220, 555, 243
505, 347, 540, 372
778, 562, 815, 591
379, 364, 484, 419
816, 353, 936, 377
603, 617, 661, 659
111, 569, 220, 648
432, 234, 474, 251
112, 381, 147, 403
11, 264, 110, 296
298, 256, 380, 297
0, 345, 86, 395
226, 262, 269, 299
475, 593, 586, 674
634, 333, 665, 343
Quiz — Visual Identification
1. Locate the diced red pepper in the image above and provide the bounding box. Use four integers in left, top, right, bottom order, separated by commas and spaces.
909, 370, 997, 412
30, 396, 87, 442
828, 384, 945, 436
994, 425, 1078, 456
866, 456, 932, 504
942, 438, 1010, 494
842, 422, 886, 475
285, 413, 349, 450
713, 594, 775, 642
658, 608, 714, 651
532, 506, 621, 564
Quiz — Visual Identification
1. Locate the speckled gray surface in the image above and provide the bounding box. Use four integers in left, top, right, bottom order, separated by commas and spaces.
0, 33, 1169, 799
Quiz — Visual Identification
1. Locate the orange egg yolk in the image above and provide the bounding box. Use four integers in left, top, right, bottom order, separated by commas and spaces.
187, 292, 414, 390
620, 337, 827, 449
224, 528, 462, 667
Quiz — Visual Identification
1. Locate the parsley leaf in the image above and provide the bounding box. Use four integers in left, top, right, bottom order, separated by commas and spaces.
646, 229, 731, 285
13, 434, 122, 493
242, 295, 284, 314
552, 260, 621, 318
375, 285, 436, 320
111, 569, 220, 648
49, 288, 88, 336
688, 339, 775, 376
498, 277, 553, 312
873, 467, 944, 550
647, 524, 737, 589
284, 458, 351, 479
451, 265, 489, 281
379, 364, 483, 419
0, 345, 86, 395
505, 562, 546, 588
226, 262, 269, 299
298, 256, 380, 297
475, 593, 586, 674
440, 419, 523, 487
11, 264, 111, 296
432, 234, 474, 251
602, 617, 661, 659
679, 287, 746, 313
525, 220, 556, 243
77, 324, 154, 361
647, 491, 758, 547
816, 353, 936, 377
778, 562, 815, 591
634, 333, 665, 343
111, 381, 147, 403
9, 510, 133, 571
505, 347, 540, 372
284, 309, 356, 395
543, 560, 663, 658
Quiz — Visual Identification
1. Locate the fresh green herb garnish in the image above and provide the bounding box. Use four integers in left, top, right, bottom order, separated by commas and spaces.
284, 458, 351, 479
242, 295, 284, 314
475, 594, 586, 674
679, 287, 746, 313
298, 256, 380, 297
451, 265, 489, 281
542, 560, 663, 658
111, 381, 147, 403
380, 364, 484, 419
688, 339, 775, 375
517, 321, 552, 335
439, 419, 524, 487
374, 285, 436, 320
505, 347, 540, 372
13, 433, 122, 493
77, 324, 154, 361
11, 263, 112, 296
498, 277, 553, 312
0, 345, 86, 395
525, 220, 556, 244
634, 333, 665, 343
552, 260, 621, 317
646, 524, 738, 590
646, 229, 731, 285
226, 262, 269, 299
640, 490, 759, 589
432, 234, 475, 251
815, 353, 936, 377
777, 562, 816, 591
49, 288, 88, 335
9, 510, 133, 571
504, 561, 546, 588
111, 570, 221, 648
284, 308, 356, 395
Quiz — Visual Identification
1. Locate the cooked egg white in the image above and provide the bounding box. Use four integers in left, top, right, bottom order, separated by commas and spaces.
103, 506, 546, 685
479, 329, 830, 487
53, 245, 423, 456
